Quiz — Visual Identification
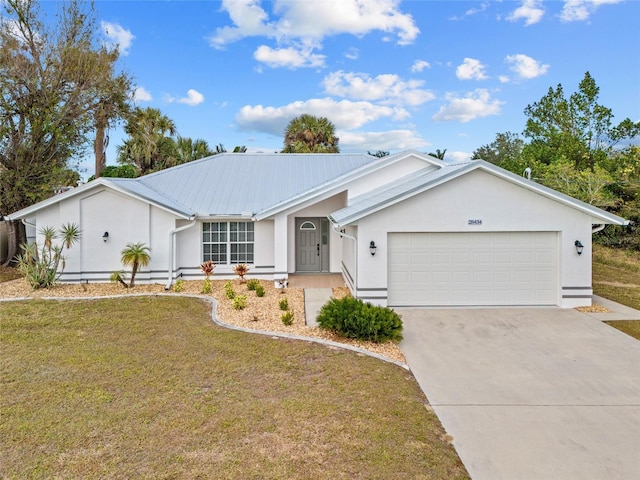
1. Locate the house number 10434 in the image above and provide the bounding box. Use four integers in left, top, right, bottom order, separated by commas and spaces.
468, 219, 482, 225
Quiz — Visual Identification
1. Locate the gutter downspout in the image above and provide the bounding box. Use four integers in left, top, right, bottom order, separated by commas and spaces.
165, 216, 196, 290
332, 223, 358, 299
592, 224, 605, 234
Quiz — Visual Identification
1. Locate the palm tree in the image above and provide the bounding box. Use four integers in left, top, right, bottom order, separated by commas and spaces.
282, 114, 339, 153
120, 242, 151, 288
429, 148, 447, 160
174, 136, 214, 165
117, 107, 177, 175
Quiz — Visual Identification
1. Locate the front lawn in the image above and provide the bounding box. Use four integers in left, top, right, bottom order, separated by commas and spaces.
593, 245, 640, 340
0, 296, 468, 479
593, 245, 640, 310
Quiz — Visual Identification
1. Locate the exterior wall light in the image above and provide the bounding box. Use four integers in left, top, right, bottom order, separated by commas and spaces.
103, 231, 109, 242
574, 240, 584, 255
369, 241, 377, 256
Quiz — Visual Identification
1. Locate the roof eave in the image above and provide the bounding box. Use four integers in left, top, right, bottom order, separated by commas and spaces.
6, 178, 194, 221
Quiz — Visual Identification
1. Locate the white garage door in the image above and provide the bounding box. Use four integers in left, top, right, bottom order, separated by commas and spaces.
388, 232, 558, 306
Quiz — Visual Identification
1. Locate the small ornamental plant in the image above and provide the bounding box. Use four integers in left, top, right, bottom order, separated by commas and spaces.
200, 260, 215, 294
281, 310, 294, 326
173, 278, 185, 293
255, 284, 265, 297
224, 281, 236, 299
233, 263, 249, 283
279, 297, 289, 311
232, 294, 247, 310
246, 278, 260, 291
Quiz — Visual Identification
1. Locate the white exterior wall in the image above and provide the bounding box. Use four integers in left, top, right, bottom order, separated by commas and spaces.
173, 218, 275, 281
346, 154, 434, 200
353, 170, 595, 308
29, 188, 179, 283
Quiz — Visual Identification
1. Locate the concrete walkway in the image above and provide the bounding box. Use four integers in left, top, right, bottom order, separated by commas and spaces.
398, 300, 640, 480
304, 288, 333, 327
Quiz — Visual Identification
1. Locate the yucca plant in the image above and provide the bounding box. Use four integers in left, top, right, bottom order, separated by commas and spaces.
16, 223, 81, 289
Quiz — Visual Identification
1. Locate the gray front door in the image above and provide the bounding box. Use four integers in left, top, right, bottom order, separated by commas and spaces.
296, 218, 320, 272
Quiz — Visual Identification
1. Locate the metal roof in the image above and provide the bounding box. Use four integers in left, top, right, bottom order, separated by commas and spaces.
329, 163, 471, 226
329, 159, 629, 227
137, 153, 377, 216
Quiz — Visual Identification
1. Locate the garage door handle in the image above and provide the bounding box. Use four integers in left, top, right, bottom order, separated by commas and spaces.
317, 243, 320, 256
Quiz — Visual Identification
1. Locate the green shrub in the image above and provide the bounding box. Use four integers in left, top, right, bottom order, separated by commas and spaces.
316, 297, 403, 343
173, 279, 185, 293
281, 310, 294, 326
279, 297, 289, 311
247, 278, 260, 291
201, 278, 212, 294
232, 294, 247, 310
224, 281, 235, 299
255, 284, 265, 297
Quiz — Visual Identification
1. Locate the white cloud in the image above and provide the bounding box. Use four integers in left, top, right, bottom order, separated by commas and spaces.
209, 0, 273, 48
254, 44, 325, 68
456, 58, 488, 81
432, 89, 503, 123
339, 130, 430, 151
499, 75, 511, 83
209, 0, 419, 68
507, 0, 545, 26
133, 86, 152, 103
411, 59, 431, 73
177, 89, 205, 106
101, 21, 135, 55
323, 71, 435, 106
344, 47, 359, 60
446, 151, 473, 163
560, 0, 621, 22
235, 98, 407, 135
505, 54, 549, 79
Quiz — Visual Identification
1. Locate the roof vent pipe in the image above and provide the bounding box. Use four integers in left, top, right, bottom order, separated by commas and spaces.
523, 167, 532, 180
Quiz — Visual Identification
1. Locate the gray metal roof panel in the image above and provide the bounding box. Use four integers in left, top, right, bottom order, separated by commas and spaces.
105, 178, 195, 217
138, 153, 376, 216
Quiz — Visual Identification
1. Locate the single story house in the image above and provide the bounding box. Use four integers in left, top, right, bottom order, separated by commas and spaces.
7, 150, 628, 308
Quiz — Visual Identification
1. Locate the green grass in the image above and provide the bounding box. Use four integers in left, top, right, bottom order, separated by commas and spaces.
0, 296, 468, 479
604, 320, 640, 340
593, 246, 640, 340
593, 245, 640, 310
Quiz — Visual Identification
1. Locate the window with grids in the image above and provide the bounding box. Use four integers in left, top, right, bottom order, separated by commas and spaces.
203, 221, 254, 264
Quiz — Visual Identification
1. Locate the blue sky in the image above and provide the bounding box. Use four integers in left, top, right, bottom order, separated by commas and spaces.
51, 1, 640, 177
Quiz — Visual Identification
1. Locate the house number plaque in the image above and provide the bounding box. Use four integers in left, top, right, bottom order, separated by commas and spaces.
468, 219, 483, 225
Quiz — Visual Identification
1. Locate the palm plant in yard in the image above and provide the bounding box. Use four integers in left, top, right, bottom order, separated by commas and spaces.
16, 223, 81, 289
112, 242, 151, 288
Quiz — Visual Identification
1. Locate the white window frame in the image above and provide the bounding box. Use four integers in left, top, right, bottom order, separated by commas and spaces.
202, 221, 254, 264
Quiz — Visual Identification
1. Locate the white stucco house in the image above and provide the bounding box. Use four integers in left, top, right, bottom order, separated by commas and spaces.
7, 150, 628, 308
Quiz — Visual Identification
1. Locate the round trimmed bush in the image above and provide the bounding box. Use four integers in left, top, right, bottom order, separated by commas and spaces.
316, 297, 403, 343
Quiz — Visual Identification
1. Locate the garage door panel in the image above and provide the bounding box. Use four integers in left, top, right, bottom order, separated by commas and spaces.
388, 232, 558, 306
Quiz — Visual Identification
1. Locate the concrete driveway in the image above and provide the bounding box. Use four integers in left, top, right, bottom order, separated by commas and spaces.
398, 304, 640, 480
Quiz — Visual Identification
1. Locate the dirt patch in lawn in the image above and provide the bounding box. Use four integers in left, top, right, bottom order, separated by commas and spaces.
0, 277, 406, 364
